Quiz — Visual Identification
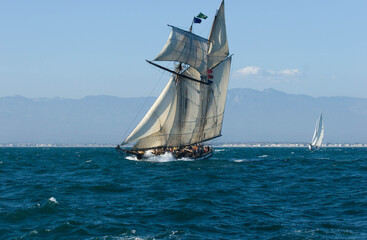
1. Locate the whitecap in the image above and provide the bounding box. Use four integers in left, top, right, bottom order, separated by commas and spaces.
214, 149, 225, 152
178, 157, 194, 162
233, 159, 246, 163
48, 197, 58, 204
232, 158, 263, 163
29, 230, 38, 235
125, 155, 138, 161
85, 160, 92, 163
258, 155, 268, 158
169, 231, 178, 237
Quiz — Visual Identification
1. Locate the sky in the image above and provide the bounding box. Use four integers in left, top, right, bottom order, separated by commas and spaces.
0, 0, 366, 99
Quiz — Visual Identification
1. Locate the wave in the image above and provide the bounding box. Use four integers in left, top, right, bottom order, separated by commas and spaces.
232, 158, 265, 163
48, 197, 58, 204
125, 151, 194, 162
214, 149, 226, 152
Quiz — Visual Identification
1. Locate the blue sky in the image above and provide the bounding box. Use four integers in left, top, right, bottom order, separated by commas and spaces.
1, 0, 366, 99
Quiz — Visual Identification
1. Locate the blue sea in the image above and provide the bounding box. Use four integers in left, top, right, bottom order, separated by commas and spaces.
1, 147, 367, 239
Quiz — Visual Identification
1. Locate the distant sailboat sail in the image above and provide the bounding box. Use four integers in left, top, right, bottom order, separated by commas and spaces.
309, 113, 324, 150
119, 1, 231, 159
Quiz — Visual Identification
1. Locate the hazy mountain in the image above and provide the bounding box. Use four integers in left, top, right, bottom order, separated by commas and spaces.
0, 89, 366, 144
223, 88, 367, 143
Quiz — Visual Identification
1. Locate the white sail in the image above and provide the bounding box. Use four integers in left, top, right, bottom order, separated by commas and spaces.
201, 56, 232, 140
310, 113, 324, 147
134, 57, 231, 148
154, 26, 208, 75
133, 68, 202, 149
207, 1, 229, 69
122, 77, 177, 145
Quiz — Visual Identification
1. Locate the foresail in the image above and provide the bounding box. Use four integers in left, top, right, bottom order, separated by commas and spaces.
154, 26, 208, 75
207, 0, 229, 69
122, 77, 176, 145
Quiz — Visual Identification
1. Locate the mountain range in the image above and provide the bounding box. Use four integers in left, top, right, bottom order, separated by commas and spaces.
0, 88, 366, 144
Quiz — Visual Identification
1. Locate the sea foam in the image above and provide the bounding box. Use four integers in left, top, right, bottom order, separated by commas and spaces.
48, 197, 58, 204
125, 151, 194, 162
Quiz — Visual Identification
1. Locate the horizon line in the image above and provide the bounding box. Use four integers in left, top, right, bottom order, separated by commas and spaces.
1, 87, 366, 100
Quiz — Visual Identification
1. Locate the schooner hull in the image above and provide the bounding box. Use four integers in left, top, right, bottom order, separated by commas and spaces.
116, 147, 213, 160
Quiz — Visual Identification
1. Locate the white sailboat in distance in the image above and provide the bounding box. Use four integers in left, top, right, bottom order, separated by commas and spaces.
309, 113, 324, 150
116, 1, 231, 160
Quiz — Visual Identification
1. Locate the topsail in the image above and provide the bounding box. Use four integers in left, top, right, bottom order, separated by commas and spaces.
207, 0, 229, 69
154, 26, 209, 75
121, 0, 231, 150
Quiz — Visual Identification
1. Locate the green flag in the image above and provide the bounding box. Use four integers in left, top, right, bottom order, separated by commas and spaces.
196, 12, 208, 19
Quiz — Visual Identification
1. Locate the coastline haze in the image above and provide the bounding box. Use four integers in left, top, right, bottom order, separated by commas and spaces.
1, 88, 366, 145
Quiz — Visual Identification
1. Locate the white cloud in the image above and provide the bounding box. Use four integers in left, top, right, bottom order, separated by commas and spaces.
235, 66, 301, 82
278, 69, 300, 76
236, 66, 261, 76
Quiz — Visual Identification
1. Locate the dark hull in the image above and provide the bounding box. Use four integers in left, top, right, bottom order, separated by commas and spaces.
309, 145, 319, 151
116, 147, 213, 160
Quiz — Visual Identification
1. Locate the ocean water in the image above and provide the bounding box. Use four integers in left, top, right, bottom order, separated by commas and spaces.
1, 147, 367, 239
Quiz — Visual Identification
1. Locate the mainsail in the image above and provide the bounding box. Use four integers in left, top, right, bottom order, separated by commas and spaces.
121, 1, 231, 150
310, 113, 324, 148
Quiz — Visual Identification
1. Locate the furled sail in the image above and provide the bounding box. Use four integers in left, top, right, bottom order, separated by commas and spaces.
154, 26, 208, 75
310, 113, 324, 147
207, 1, 229, 69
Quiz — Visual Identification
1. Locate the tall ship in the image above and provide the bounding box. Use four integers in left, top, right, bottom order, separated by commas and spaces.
309, 113, 324, 150
117, 1, 231, 159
